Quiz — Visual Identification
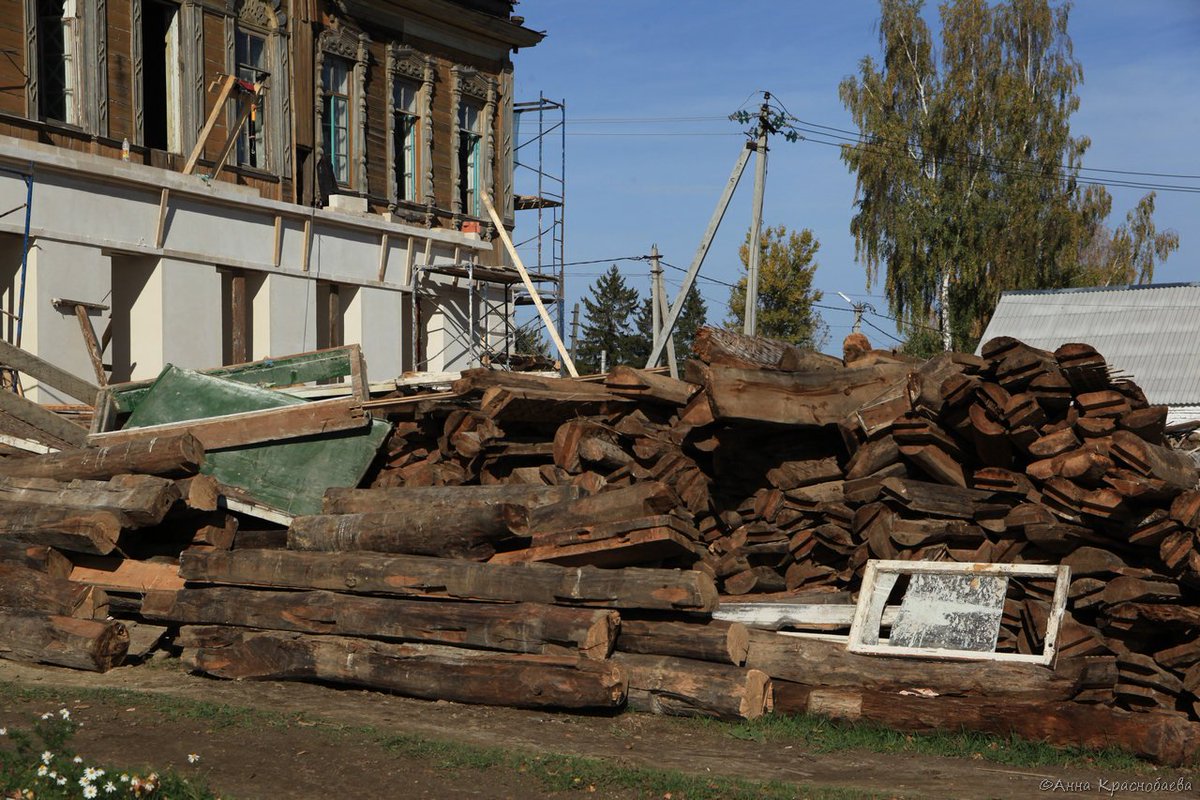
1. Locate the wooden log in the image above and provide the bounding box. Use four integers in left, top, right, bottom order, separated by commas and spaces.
0, 504, 124, 555
288, 505, 529, 560
489, 523, 700, 568
617, 619, 749, 665
324, 484, 580, 514
691, 326, 789, 369
0, 474, 180, 528
773, 684, 1199, 766
766, 457, 844, 491
179, 626, 626, 710
0, 562, 108, 618
0, 433, 204, 481
743, 630, 1114, 699
527, 482, 677, 533
179, 549, 719, 611
605, 366, 697, 406
0, 608, 128, 671
614, 653, 771, 720
0, 541, 72, 578
703, 363, 912, 426
1110, 430, 1199, 491
175, 474, 220, 511
143, 587, 616, 659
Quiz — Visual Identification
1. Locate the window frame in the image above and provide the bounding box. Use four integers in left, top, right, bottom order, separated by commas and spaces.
234, 26, 270, 170
385, 44, 435, 212
316, 27, 368, 196
449, 65, 497, 226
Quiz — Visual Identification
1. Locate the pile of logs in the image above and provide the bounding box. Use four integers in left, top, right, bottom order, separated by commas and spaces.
2, 328, 1200, 764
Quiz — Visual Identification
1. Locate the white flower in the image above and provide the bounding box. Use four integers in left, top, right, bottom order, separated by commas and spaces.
48, 771, 56, 779
83, 785, 98, 799
84, 767, 100, 781
187, 753, 200, 764
73, 756, 83, 764
56, 777, 67, 786
130, 777, 140, 789
80, 776, 92, 787
119, 775, 129, 783
40, 751, 52, 765
0, 726, 7, 735
95, 769, 105, 778
58, 709, 70, 720
40, 712, 50, 720
103, 782, 117, 794
36, 765, 48, 777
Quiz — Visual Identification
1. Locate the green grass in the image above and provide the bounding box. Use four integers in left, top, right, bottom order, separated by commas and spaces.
700, 712, 1148, 772
0, 680, 889, 800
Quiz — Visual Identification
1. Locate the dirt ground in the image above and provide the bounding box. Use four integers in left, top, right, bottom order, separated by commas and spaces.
0, 658, 1187, 800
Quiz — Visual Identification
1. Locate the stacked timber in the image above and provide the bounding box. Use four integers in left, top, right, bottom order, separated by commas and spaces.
0, 433, 211, 671
6, 331, 1200, 763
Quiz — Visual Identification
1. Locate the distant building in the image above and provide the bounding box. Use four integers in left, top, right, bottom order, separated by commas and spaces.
0, 0, 543, 401
979, 283, 1200, 425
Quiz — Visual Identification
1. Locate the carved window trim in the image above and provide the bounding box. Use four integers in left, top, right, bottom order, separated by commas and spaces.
315, 25, 369, 194
385, 44, 434, 216
449, 64, 496, 226
222, 0, 292, 178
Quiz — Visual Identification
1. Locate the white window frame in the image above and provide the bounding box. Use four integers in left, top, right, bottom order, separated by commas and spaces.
386, 44, 434, 210
316, 27, 368, 194
450, 65, 497, 225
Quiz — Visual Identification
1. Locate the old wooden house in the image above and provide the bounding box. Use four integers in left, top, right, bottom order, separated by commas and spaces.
0, 0, 543, 401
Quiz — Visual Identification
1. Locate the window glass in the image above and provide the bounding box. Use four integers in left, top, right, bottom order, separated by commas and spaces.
235, 29, 269, 169
458, 100, 482, 216
394, 80, 419, 202
322, 57, 352, 185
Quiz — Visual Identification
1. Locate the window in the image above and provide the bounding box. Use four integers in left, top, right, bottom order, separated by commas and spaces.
235, 29, 269, 169
458, 100, 482, 217
322, 56, 351, 186
37, 0, 78, 124
393, 80, 419, 202
142, 0, 182, 152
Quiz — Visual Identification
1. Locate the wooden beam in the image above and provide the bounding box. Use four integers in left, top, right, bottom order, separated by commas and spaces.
182, 74, 239, 176
481, 191, 578, 376
154, 188, 170, 248
403, 235, 415, 284
272, 215, 283, 267
302, 217, 313, 272
376, 232, 390, 282
86, 396, 369, 450
0, 338, 99, 405
229, 271, 248, 365
0, 388, 88, 447
0, 432, 203, 481
70, 305, 108, 386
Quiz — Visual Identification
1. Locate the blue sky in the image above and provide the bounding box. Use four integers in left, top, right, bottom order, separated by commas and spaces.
508, 1, 1200, 356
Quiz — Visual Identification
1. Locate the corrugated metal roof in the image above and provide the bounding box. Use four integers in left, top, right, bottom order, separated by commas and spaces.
978, 283, 1200, 405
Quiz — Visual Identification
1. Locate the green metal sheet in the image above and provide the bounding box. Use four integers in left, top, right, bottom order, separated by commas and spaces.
123, 365, 390, 516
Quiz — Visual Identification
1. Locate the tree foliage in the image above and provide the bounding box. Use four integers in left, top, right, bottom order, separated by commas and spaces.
576, 264, 640, 373
728, 225, 828, 349
841, 0, 1178, 351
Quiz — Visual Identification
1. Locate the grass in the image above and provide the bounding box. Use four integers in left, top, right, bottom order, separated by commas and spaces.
0, 680, 889, 800
699, 712, 1149, 772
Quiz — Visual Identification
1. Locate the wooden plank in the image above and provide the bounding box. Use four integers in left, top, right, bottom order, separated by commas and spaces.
488, 526, 699, 568
288, 505, 527, 560
0, 388, 89, 446
273, 215, 283, 267
70, 304, 108, 386
87, 396, 369, 450
68, 555, 186, 593
230, 272, 248, 365
179, 548, 719, 611
703, 363, 912, 426
376, 232, 390, 282
182, 74, 238, 174
154, 188, 170, 248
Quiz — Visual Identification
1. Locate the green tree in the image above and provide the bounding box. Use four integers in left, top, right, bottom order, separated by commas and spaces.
629, 285, 708, 365
1078, 192, 1180, 286
512, 323, 550, 357
840, 0, 1177, 351
576, 264, 640, 373
728, 225, 827, 349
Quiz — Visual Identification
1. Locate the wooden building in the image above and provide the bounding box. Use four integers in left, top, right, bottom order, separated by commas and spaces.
0, 0, 543, 400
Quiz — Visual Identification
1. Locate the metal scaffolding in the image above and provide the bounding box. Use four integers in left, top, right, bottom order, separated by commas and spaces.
513, 94, 566, 343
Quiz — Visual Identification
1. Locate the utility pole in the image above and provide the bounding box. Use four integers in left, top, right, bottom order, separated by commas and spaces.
570, 302, 580, 365
837, 291, 871, 334
939, 272, 952, 351
743, 92, 771, 337
648, 244, 678, 378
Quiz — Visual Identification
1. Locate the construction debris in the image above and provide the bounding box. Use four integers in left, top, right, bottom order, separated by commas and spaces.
1, 332, 1200, 763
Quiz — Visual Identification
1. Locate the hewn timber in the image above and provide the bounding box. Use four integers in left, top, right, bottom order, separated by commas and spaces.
0, 474, 181, 527
0, 562, 108, 618
323, 484, 580, 514
0, 504, 124, 555
744, 630, 1114, 699
143, 587, 616, 659
179, 549, 719, 611
288, 506, 527, 559
68, 555, 186, 593
613, 653, 772, 720
0, 541, 72, 578
616, 619, 749, 665
0, 608, 128, 671
0, 434, 204, 481
773, 683, 1199, 766
179, 626, 627, 710
702, 363, 912, 426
